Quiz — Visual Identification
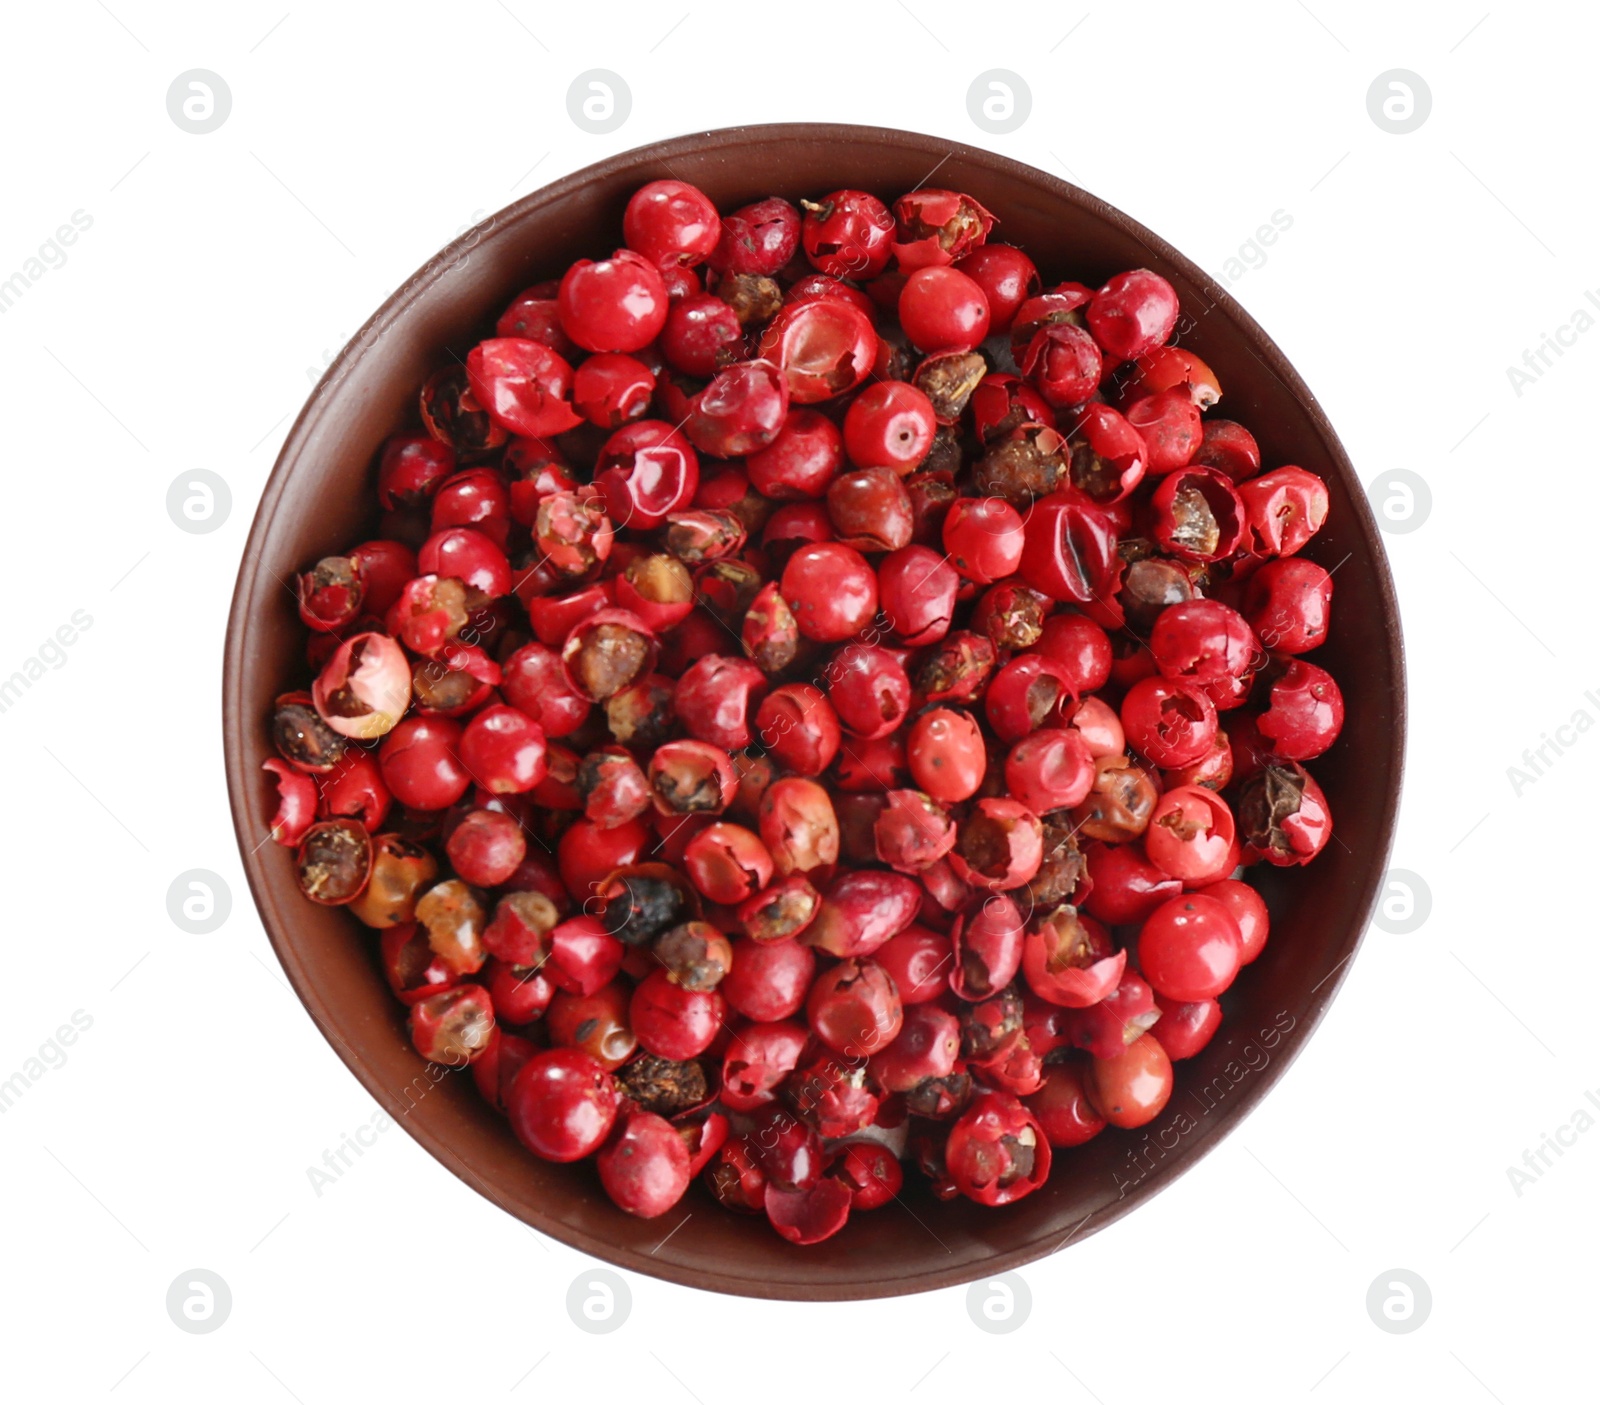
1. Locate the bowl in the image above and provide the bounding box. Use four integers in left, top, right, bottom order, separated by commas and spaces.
223, 122, 1405, 1300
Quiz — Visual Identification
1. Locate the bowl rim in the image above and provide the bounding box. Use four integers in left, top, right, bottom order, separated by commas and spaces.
224, 121, 1406, 1298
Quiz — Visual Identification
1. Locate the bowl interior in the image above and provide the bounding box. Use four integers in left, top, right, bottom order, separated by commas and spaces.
224, 124, 1403, 1299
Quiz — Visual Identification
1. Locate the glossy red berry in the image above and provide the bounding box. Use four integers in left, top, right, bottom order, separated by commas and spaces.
1196, 878, 1270, 964
746, 410, 844, 500
379, 716, 469, 811
843, 381, 938, 474
1238, 467, 1330, 557
508, 1047, 620, 1162
757, 298, 877, 404
459, 704, 548, 795
1004, 727, 1095, 814
623, 179, 720, 267
825, 645, 911, 741
465, 338, 582, 438
572, 352, 655, 428
1244, 558, 1333, 655
1121, 677, 1219, 769
558, 249, 669, 353
1086, 269, 1179, 362
686, 360, 790, 458
877, 545, 957, 646
1256, 658, 1344, 760
1086, 1033, 1173, 1129
780, 543, 879, 642
800, 189, 895, 279
630, 968, 726, 1060
945, 1092, 1051, 1206
806, 958, 903, 1056
898, 265, 991, 353
954, 243, 1039, 332
941, 497, 1025, 585
1144, 785, 1237, 884
1138, 894, 1241, 1002
709, 196, 800, 277
408, 984, 495, 1066
445, 809, 526, 887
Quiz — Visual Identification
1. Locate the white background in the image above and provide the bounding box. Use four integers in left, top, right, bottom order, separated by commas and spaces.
0, 0, 1591, 1400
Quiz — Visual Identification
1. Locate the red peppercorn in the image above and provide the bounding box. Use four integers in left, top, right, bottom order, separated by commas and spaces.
1086, 269, 1179, 362
509, 1047, 620, 1161
954, 243, 1039, 332
780, 542, 879, 642
1256, 658, 1344, 760
906, 706, 986, 802
465, 338, 582, 438
898, 265, 992, 354
623, 179, 720, 268
558, 249, 669, 353
946, 1092, 1051, 1206
1082, 840, 1182, 926
800, 188, 895, 279
806, 958, 903, 1057
1150, 996, 1223, 1061
757, 298, 877, 404
378, 434, 454, 509
445, 809, 527, 887
409, 984, 495, 1066
1086, 1033, 1173, 1129
1121, 676, 1219, 769
941, 497, 1026, 585
1244, 558, 1333, 654
1144, 785, 1237, 883
629, 968, 726, 1061
746, 409, 844, 500
1191, 418, 1261, 480
594, 419, 700, 531
877, 545, 957, 646
682, 822, 774, 905
1018, 489, 1120, 603
1026, 1061, 1107, 1147
950, 798, 1044, 892
1196, 877, 1270, 964
686, 359, 790, 458
842, 381, 938, 474
709, 196, 800, 276
1004, 727, 1095, 814
892, 188, 995, 270
1237, 466, 1330, 557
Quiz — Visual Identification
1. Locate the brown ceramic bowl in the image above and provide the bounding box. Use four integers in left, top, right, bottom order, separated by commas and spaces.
224, 123, 1404, 1299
